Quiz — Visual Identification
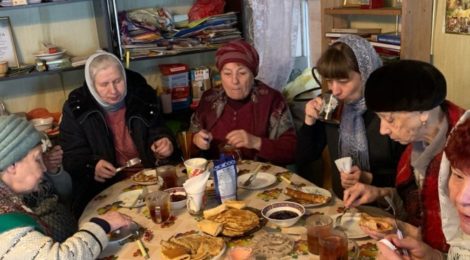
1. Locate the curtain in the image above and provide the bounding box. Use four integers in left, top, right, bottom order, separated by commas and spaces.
246, 0, 301, 91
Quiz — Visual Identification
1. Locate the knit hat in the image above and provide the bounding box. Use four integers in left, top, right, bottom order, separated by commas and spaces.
0, 115, 42, 171
365, 60, 446, 112
216, 39, 260, 76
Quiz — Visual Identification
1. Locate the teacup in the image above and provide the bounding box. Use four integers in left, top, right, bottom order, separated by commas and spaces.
184, 157, 208, 178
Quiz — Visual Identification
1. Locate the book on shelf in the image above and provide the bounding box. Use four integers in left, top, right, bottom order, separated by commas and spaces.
325, 32, 373, 38
331, 28, 382, 34
371, 32, 401, 45
369, 41, 401, 51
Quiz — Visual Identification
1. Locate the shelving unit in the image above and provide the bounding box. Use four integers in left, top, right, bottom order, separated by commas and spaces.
321, 0, 433, 62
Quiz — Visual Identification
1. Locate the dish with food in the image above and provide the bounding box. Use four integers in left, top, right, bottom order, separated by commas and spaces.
160, 231, 225, 260
164, 187, 187, 210
261, 201, 305, 227
131, 169, 163, 185
237, 172, 277, 190
332, 212, 368, 239
203, 206, 266, 238
285, 186, 332, 207
117, 189, 145, 208
359, 213, 394, 233
33, 50, 66, 61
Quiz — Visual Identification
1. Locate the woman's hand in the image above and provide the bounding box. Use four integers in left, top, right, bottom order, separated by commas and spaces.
43, 145, 63, 173
341, 166, 373, 188
343, 183, 388, 208
151, 137, 174, 158
95, 159, 116, 182
193, 129, 212, 150
226, 129, 261, 151
377, 235, 443, 260
98, 211, 133, 232
304, 97, 323, 125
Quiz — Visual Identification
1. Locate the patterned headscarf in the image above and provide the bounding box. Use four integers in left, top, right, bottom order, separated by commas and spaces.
335, 35, 382, 171
216, 40, 260, 76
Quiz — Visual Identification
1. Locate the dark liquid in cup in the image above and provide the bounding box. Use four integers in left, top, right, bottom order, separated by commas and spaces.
319, 235, 348, 260
149, 201, 171, 223
307, 232, 321, 255
157, 166, 178, 189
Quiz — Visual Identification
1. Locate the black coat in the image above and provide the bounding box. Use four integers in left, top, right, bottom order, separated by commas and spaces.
295, 109, 405, 199
60, 69, 178, 216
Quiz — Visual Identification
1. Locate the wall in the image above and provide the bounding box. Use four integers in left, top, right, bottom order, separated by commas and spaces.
0, 0, 217, 114
433, 0, 470, 109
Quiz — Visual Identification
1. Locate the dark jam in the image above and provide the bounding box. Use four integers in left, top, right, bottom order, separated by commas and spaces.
170, 194, 187, 202
269, 210, 298, 220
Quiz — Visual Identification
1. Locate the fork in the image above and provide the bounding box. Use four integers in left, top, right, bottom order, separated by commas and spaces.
242, 164, 262, 187
334, 207, 350, 230
384, 196, 409, 257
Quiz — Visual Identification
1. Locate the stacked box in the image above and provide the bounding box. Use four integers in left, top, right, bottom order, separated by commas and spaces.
159, 64, 190, 111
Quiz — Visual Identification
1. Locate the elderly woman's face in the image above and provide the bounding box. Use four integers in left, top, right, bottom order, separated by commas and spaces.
449, 167, 470, 234
326, 71, 362, 103
221, 62, 254, 100
376, 111, 423, 145
11, 146, 45, 194
94, 66, 125, 105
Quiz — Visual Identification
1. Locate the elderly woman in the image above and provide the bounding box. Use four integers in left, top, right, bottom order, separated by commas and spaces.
0, 115, 132, 259
60, 52, 178, 217
190, 40, 297, 165
377, 111, 470, 259
296, 34, 404, 196
23, 142, 77, 242
344, 60, 465, 252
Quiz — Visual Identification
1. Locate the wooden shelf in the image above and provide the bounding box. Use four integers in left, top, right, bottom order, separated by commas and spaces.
126, 47, 218, 62
325, 7, 401, 16
0, 0, 89, 11
0, 65, 83, 82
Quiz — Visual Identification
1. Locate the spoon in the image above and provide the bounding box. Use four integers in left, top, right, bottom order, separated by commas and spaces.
115, 158, 141, 173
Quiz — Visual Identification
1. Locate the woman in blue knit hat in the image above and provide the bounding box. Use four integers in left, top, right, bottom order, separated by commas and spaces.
0, 114, 132, 259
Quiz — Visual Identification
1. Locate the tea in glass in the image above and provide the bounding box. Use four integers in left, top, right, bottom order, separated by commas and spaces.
306, 215, 333, 255
156, 165, 178, 189
145, 191, 171, 223
319, 229, 348, 260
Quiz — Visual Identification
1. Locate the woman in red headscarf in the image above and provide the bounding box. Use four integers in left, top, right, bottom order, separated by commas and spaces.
189, 40, 297, 165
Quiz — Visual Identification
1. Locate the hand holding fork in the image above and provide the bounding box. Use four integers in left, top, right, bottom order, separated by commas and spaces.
384, 196, 409, 257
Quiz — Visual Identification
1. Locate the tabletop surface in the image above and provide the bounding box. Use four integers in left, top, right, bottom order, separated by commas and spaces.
79, 160, 381, 259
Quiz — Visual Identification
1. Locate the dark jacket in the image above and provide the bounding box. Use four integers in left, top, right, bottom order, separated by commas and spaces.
60, 69, 178, 216
296, 109, 405, 198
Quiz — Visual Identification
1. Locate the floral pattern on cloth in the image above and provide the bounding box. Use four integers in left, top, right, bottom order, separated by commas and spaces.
358, 242, 378, 259
93, 194, 108, 201
96, 201, 122, 215
256, 188, 282, 202
123, 184, 145, 192
290, 239, 309, 258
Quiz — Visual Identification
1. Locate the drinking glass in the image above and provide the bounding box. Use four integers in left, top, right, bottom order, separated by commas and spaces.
156, 165, 178, 189
319, 229, 349, 260
306, 215, 333, 255
318, 91, 339, 122
145, 191, 171, 224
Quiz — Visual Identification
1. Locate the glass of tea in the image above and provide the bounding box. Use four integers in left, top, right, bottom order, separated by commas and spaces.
145, 190, 171, 224
156, 165, 178, 189
219, 143, 242, 161
306, 215, 333, 255
318, 229, 349, 260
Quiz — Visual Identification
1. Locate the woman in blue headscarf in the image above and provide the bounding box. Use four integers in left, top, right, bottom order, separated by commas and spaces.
295, 34, 405, 198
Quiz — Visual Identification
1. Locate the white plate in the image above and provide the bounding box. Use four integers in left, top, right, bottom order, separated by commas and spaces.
117, 190, 145, 208
332, 212, 368, 239
33, 50, 66, 61
287, 186, 332, 207
238, 172, 277, 190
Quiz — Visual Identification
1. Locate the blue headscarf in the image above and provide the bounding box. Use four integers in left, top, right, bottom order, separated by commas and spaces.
335, 35, 382, 171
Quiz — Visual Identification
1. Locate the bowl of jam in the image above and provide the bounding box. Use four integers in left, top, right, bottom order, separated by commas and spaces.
164, 187, 187, 210
261, 201, 305, 227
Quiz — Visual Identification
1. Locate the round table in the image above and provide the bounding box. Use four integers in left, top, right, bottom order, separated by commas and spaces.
79, 160, 380, 259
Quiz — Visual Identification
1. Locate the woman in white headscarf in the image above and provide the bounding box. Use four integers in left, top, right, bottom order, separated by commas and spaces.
60, 52, 178, 217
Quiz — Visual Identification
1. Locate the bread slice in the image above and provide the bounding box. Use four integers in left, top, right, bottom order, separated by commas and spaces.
203, 204, 227, 219
160, 240, 191, 260
223, 199, 246, 209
